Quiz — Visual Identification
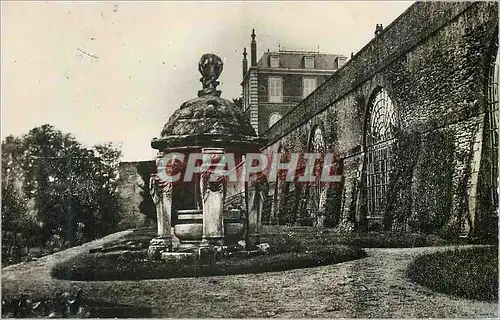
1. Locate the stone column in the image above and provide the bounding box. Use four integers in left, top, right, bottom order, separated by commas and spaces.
247, 172, 268, 248
158, 182, 173, 239
148, 154, 174, 259
148, 182, 173, 258
317, 187, 328, 227
200, 148, 226, 247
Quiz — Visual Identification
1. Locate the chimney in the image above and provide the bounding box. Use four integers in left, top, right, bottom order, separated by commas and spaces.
242, 47, 248, 78
251, 29, 257, 67
335, 56, 347, 69
374, 24, 384, 36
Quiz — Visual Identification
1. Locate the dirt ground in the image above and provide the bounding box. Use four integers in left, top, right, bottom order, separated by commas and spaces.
2, 230, 497, 318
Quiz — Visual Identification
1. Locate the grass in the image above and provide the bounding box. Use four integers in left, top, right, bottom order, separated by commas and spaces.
106, 225, 452, 251
3, 227, 496, 318
263, 225, 450, 248
51, 226, 450, 282
407, 246, 498, 301
52, 231, 365, 280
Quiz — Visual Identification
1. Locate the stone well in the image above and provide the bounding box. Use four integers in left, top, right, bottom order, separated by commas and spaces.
147, 53, 268, 258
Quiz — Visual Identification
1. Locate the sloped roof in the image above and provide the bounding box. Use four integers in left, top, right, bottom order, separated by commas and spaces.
257, 52, 346, 70
151, 53, 266, 152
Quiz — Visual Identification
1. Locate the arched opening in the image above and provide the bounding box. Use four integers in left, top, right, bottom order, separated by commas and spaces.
486, 38, 499, 214
269, 113, 282, 129
270, 144, 284, 224
470, 34, 498, 241
305, 125, 328, 227
364, 87, 398, 228
272, 146, 293, 225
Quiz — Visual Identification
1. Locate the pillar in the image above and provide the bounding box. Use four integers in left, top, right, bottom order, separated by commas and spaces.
200, 147, 226, 247
158, 182, 173, 239
148, 153, 173, 259
247, 172, 268, 248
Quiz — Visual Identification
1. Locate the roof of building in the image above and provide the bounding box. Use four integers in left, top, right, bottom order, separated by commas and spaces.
257, 51, 346, 70
152, 54, 266, 152
158, 94, 256, 138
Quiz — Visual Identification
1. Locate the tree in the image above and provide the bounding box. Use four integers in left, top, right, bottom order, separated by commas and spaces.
232, 97, 243, 109
92, 142, 122, 237
1, 125, 123, 251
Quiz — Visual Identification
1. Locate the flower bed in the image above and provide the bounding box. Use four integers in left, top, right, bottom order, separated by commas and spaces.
52, 244, 366, 281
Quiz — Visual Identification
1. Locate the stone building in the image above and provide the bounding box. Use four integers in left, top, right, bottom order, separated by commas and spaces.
241, 29, 348, 135
117, 2, 498, 240
263, 1, 498, 239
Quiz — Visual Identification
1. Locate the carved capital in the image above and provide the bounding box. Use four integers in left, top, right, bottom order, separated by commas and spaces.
161, 181, 173, 197
200, 170, 226, 201
150, 174, 173, 202
249, 172, 269, 193
149, 175, 160, 204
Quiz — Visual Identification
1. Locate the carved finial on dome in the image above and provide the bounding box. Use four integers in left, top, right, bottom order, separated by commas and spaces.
198, 53, 223, 97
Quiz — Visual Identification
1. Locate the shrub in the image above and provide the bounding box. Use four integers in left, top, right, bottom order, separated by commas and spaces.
51, 229, 366, 281
407, 246, 498, 301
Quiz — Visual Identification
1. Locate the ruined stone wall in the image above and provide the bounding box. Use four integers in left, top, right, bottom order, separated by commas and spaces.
116, 160, 155, 229
263, 2, 498, 236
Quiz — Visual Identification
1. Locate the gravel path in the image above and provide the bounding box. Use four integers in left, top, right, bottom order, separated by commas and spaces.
2, 233, 497, 318
1, 229, 132, 297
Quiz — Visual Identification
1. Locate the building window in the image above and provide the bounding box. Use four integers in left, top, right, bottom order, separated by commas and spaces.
304, 56, 314, 69
486, 40, 499, 214
270, 55, 280, 68
268, 77, 283, 103
269, 113, 282, 128
303, 78, 317, 98
365, 88, 398, 220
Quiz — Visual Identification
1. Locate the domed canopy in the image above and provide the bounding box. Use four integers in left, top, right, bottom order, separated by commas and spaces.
151, 54, 266, 152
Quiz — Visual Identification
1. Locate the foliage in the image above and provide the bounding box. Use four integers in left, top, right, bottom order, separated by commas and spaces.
1, 124, 122, 262
1, 182, 40, 259
136, 161, 157, 226
407, 246, 498, 301
52, 227, 365, 280
410, 129, 455, 234
1, 288, 91, 318
262, 226, 450, 248
232, 97, 243, 109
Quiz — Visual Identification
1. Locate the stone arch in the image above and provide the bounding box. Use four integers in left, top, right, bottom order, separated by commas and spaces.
484, 33, 499, 214
472, 32, 499, 239
270, 143, 283, 224
361, 86, 399, 230
270, 144, 293, 225
268, 112, 282, 129
302, 123, 328, 227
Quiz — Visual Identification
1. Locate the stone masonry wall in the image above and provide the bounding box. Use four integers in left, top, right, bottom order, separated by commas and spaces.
116, 160, 155, 229
262, 2, 498, 236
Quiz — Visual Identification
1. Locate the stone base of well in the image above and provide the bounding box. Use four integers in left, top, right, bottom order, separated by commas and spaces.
200, 236, 225, 247
246, 233, 262, 250
175, 242, 202, 251
161, 251, 196, 262
148, 237, 172, 260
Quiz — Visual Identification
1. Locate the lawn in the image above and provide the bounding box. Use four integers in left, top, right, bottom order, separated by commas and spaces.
51, 226, 451, 281
262, 225, 451, 248
3, 227, 492, 318
406, 246, 498, 301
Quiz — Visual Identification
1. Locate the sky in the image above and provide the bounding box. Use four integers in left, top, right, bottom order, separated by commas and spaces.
1, 1, 414, 161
